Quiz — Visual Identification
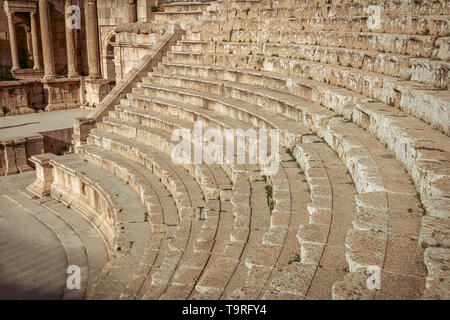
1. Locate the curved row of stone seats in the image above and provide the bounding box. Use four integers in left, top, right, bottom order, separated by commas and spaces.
161, 1, 213, 13
141, 75, 426, 300
259, 139, 357, 299
118, 155, 233, 299
146, 33, 438, 302
81, 123, 227, 299
223, 157, 310, 300
144, 40, 432, 300
171, 41, 449, 88
155, 1, 217, 24
149, 64, 449, 197
200, 11, 449, 37
229, 0, 449, 17
157, 47, 450, 250
92, 77, 329, 299
197, 29, 440, 59
27, 153, 152, 299
79, 144, 182, 231
84, 128, 206, 218
255, 0, 450, 17
162, 48, 449, 134
196, 4, 449, 61
253, 16, 447, 37
155, 60, 450, 196
149, 60, 450, 270
135, 80, 309, 146
105, 95, 252, 181
83, 93, 269, 299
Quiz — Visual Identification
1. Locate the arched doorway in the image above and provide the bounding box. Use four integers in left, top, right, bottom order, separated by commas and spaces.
15, 24, 32, 69
102, 31, 116, 81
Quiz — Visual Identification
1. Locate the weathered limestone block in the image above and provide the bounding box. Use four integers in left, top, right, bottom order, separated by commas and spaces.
419, 216, 450, 249
83, 78, 115, 107
421, 196, 450, 219
269, 262, 315, 297
410, 58, 449, 88
297, 223, 329, 246
345, 229, 387, 273
332, 272, 375, 300
432, 37, 450, 61
423, 247, 450, 299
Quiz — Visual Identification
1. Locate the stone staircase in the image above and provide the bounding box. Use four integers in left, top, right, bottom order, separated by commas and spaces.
29, 0, 449, 299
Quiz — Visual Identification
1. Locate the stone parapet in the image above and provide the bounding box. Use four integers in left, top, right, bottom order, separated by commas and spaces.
0, 135, 44, 176
0, 78, 82, 116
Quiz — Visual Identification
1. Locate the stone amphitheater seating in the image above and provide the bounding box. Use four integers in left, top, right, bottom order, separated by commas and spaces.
29, 0, 449, 299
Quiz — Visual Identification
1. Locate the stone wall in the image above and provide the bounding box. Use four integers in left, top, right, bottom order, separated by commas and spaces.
97, 0, 159, 82
0, 80, 44, 116
81, 78, 115, 106
113, 23, 167, 82
0, 135, 43, 176
42, 127, 74, 155
0, 78, 81, 116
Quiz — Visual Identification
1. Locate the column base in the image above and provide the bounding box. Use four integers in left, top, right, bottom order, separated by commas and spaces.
12, 68, 44, 80
26, 153, 55, 198
43, 74, 57, 80
68, 72, 80, 78
87, 74, 102, 80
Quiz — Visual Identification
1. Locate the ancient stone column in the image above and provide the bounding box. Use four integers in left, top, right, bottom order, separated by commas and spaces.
39, 0, 56, 79
30, 12, 42, 70
128, 0, 138, 23
65, 0, 78, 77
85, 0, 101, 79
6, 11, 20, 71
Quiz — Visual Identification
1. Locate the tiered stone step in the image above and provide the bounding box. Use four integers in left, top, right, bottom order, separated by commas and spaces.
170, 41, 449, 88
153, 63, 450, 197
30, 195, 110, 297
193, 29, 438, 58
265, 0, 450, 17
161, 53, 449, 134
246, 140, 357, 299
229, 0, 449, 17
155, 1, 214, 23
142, 64, 430, 299
84, 96, 262, 299
154, 59, 450, 284
43, 154, 152, 300
81, 129, 220, 297
200, 15, 449, 37
162, 1, 211, 13
0, 172, 109, 299
135, 81, 310, 146
88, 77, 326, 299
221, 154, 309, 300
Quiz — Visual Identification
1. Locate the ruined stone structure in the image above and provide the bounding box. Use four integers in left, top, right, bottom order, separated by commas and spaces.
1, 0, 449, 300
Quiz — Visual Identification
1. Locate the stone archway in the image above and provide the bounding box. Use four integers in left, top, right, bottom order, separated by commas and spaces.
15, 23, 32, 69
102, 30, 116, 81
